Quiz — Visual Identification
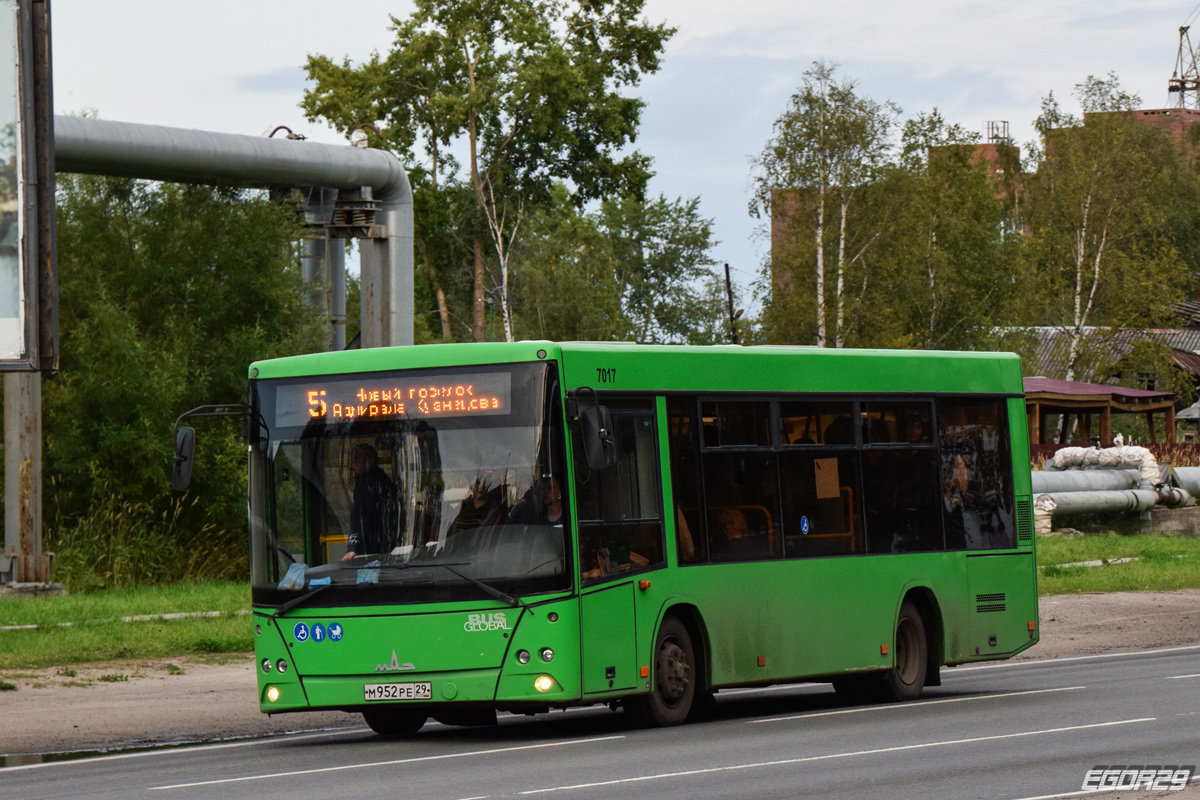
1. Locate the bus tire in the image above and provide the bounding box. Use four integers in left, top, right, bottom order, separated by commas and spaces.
878, 600, 927, 702
362, 708, 427, 737
628, 616, 695, 727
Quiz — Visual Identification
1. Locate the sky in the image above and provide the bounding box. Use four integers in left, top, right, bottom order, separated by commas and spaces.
51, 1, 1199, 297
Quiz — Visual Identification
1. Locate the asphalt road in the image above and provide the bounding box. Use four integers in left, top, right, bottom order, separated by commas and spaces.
4, 645, 1199, 800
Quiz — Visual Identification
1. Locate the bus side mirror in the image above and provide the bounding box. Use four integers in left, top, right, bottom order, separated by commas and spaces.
580, 405, 617, 470
172, 426, 196, 493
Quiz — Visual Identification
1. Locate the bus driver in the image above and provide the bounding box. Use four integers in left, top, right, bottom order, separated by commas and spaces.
341, 444, 398, 560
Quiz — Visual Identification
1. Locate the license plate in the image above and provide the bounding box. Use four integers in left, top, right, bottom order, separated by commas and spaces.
363, 682, 432, 702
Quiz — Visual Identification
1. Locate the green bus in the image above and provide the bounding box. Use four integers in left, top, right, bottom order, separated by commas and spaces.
216, 342, 1036, 734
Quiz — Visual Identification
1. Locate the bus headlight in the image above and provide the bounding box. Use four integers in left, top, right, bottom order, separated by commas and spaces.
534, 675, 554, 693
516, 649, 531, 664
276, 659, 289, 674
266, 685, 280, 702
261, 658, 272, 673
539, 648, 554, 662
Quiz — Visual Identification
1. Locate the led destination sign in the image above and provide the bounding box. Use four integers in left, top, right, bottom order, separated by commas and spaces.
274, 372, 511, 428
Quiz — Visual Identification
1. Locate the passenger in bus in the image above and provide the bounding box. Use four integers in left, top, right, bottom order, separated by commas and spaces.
510, 475, 564, 527
448, 475, 508, 536
710, 507, 768, 562
341, 444, 399, 560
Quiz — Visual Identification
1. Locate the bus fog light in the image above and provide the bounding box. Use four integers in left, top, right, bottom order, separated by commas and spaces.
266, 685, 280, 702
261, 658, 272, 673
517, 649, 531, 664
539, 648, 554, 662
534, 675, 554, 693
276, 659, 288, 674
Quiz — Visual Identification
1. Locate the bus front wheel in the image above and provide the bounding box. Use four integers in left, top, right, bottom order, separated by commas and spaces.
878, 600, 927, 702
628, 616, 695, 727
362, 708, 427, 737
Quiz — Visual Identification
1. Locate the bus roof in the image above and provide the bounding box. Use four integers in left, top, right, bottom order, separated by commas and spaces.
250, 342, 1023, 396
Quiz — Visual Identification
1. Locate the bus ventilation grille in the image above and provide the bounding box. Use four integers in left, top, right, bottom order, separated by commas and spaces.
1016, 498, 1032, 544
975, 593, 1006, 613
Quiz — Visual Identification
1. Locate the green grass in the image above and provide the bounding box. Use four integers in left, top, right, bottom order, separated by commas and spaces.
0, 581, 252, 670
1037, 534, 1200, 594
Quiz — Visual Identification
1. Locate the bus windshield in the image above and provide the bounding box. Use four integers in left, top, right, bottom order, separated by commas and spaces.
248, 362, 570, 608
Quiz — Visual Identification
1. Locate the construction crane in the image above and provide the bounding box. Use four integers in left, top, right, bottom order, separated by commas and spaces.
1170, 12, 1200, 109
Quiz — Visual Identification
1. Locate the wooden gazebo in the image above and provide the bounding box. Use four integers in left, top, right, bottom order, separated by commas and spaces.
1024, 377, 1177, 445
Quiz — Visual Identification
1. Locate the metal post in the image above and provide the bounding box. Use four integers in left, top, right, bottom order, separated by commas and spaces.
724, 263, 739, 345
4, 371, 47, 583
330, 238, 346, 351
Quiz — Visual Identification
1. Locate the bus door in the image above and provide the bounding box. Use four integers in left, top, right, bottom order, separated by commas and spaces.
574, 401, 667, 695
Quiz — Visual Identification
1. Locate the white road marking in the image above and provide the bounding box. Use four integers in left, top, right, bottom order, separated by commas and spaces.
148, 735, 626, 791
518, 718, 1156, 795
949, 644, 1200, 672
0, 727, 371, 772
747, 686, 1086, 723
719, 684, 825, 696
1165, 673, 1200, 679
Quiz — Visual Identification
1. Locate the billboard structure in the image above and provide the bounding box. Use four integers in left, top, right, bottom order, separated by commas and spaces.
0, 0, 55, 372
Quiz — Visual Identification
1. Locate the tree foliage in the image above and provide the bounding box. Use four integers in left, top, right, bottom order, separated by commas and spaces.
42, 176, 323, 579
303, 0, 673, 342
754, 67, 1200, 387
1024, 74, 1192, 381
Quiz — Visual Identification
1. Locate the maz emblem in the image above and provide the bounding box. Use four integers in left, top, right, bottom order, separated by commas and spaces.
375, 650, 416, 672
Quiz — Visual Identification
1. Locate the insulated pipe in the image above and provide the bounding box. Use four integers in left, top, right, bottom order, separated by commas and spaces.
1031, 469, 1140, 494
53, 115, 413, 346
1037, 487, 1192, 516
1172, 467, 1200, 499
1039, 490, 1161, 516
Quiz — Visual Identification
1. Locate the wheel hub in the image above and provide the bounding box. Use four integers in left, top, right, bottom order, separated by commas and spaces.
657, 639, 690, 705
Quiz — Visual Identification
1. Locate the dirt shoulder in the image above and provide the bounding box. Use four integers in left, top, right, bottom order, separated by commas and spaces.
3, 590, 1200, 759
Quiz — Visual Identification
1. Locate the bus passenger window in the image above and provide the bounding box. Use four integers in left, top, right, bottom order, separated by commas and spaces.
700, 401, 771, 447
780, 401, 853, 445
779, 451, 864, 557
574, 409, 665, 581
938, 398, 1016, 550
668, 396, 705, 563
702, 451, 781, 562
860, 401, 942, 554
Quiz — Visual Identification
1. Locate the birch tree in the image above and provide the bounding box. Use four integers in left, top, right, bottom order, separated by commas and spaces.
304, 0, 671, 341
752, 61, 897, 347
1026, 75, 1183, 381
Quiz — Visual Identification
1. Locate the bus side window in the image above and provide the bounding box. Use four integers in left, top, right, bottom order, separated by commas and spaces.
937, 398, 1016, 550
574, 408, 665, 581
668, 396, 705, 563
699, 400, 781, 563
861, 401, 943, 554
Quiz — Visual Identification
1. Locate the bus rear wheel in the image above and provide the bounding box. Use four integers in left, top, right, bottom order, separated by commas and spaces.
878, 600, 927, 702
627, 616, 695, 727
362, 708, 427, 737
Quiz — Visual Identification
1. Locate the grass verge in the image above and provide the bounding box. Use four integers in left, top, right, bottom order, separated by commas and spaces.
0, 581, 251, 670
1037, 534, 1200, 594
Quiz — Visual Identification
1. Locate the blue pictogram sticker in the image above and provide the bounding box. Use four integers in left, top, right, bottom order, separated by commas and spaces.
293, 622, 309, 642
328, 622, 343, 642
312, 623, 325, 643
801, 516, 810, 535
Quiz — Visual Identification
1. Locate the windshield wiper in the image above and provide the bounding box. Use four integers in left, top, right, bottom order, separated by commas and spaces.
271, 583, 332, 619
430, 563, 522, 608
